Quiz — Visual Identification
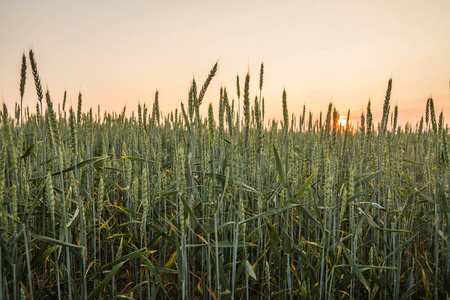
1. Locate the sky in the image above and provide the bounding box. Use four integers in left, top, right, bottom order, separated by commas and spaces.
1, 0, 449, 127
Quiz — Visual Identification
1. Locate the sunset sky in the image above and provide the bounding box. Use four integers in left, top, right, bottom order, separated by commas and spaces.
1, 0, 449, 126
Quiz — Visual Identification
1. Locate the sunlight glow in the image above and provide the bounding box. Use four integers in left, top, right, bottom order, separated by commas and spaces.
338, 116, 347, 127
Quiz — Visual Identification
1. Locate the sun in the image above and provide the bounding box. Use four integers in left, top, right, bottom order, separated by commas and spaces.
338, 115, 347, 127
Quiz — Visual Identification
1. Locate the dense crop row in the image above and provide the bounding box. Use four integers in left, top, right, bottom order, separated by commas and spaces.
1, 51, 449, 299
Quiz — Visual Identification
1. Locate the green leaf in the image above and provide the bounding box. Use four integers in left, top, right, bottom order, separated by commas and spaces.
180, 196, 207, 234
87, 249, 152, 300
332, 235, 370, 291
355, 170, 381, 188
239, 204, 299, 225
266, 222, 282, 262
245, 260, 256, 280
33, 235, 82, 249
290, 247, 316, 271
221, 289, 231, 295
87, 260, 125, 300
400, 282, 420, 300
207, 173, 259, 194
65, 207, 79, 228
100, 248, 149, 271
186, 242, 249, 248
273, 144, 286, 188
216, 168, 230, 214
121, 156, 156, 164
402, 159, 423, 165
54, 155, 111, 176
346, 190, 368, 203
31, 246, 58, 269
210, 248, 231, 290
141, 256, 172, 299
358, 202, 385, 210
357, 207, 380, 229
33, 276, 49, 300
294, 169, 318, 201
380, 228, 409, 233
29, 155, 111, 181
21, 141, 42, 159
113, 205, 134, 215
334, 264, 396, 270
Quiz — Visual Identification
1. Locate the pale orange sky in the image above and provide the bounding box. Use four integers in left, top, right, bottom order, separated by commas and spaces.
1, 0, 449, 126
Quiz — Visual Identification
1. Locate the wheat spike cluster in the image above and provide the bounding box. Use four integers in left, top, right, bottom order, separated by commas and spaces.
0, 50, 450, 299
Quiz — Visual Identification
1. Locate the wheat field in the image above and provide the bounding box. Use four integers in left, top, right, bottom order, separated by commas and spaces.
1, 50, 449, 299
